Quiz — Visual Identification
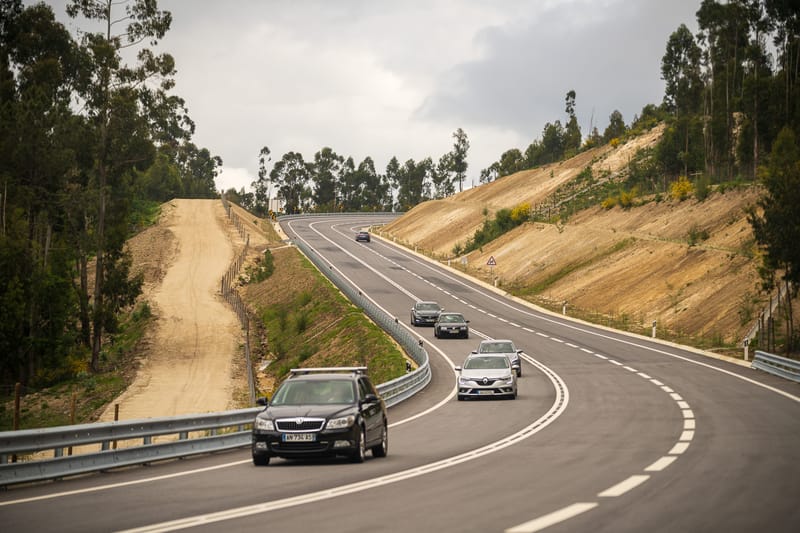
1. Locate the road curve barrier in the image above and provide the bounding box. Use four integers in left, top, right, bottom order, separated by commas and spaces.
751, 350, 800, 383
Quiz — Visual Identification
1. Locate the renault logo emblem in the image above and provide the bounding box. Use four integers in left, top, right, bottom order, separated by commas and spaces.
482, 378, 489, 385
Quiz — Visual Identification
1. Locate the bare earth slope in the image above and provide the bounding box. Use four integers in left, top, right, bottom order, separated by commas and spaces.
382, 126, 761, 347
98, 199, 243, 421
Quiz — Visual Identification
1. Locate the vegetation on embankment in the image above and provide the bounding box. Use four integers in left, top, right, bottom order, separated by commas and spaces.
241, 246, 408, 396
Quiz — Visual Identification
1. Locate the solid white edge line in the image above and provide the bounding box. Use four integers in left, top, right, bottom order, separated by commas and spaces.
505, 502, 599, 533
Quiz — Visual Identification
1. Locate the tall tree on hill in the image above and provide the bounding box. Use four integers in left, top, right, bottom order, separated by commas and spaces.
270, 151, 310, 214
603, 110, 627, 142
748, 126, 800, 354
0, 1, 82, 384
312, 147, 343, 211
254, 146, 271, 215
662, 23, 703, 177
66, 0, 175, 371
450, 128, 469, 192
564, 90, 581, 153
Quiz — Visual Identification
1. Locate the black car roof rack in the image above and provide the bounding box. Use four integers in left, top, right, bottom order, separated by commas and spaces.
288, 367, 367, 377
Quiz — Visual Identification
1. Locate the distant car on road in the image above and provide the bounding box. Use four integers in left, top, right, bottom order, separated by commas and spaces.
434, 312, 469, 339
251, 367, 388, 465
355, 231, 371, 242
411, 300, 443, 326
472, 339, 524, 377
456, 353, 518, 400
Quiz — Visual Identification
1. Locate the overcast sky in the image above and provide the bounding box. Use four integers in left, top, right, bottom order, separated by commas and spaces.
50, 0, 702, 193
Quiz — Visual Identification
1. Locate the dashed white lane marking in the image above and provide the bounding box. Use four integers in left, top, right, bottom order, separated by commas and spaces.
645, 456, 677, 471
670, 442, 691, 455
507, 335, 697, 533
505, 503, 599, 533
597, 475, 650, 497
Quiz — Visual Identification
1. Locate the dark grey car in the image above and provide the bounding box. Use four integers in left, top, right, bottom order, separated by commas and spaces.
433, 312, 469, 339
411, 300, 443, 326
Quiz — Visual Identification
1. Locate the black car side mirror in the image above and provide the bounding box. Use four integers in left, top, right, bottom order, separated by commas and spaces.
256, 397, 269, 406
362, 393, 379, 404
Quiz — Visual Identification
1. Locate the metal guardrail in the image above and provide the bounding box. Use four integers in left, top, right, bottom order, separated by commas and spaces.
751, 350, 800, 383
0, 409, 260, 486
0, 213, 429, 487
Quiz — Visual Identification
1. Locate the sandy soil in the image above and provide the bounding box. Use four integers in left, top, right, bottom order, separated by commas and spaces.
382, 125, 763, 346
98, 199, 244, 421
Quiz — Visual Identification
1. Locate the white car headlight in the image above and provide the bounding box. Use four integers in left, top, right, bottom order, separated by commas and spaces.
255, 418, 274, 431
326, 415, 356, 429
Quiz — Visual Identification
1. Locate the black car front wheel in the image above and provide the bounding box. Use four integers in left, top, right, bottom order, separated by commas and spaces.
252, 454, 270, 466
350, 427, 366, 463
371, 424, 388, 458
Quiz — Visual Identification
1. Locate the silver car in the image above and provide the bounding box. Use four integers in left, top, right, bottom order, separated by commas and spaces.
472, 339, 524, 377
410, 301, 443, 326
456, 354, 518, 400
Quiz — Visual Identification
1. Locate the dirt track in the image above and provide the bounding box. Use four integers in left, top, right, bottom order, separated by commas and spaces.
98, 200, 242, 421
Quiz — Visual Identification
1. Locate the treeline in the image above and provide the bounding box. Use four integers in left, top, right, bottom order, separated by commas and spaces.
0, 1, 220, 387
226, 128, 471, 216
482, 0, 800, 194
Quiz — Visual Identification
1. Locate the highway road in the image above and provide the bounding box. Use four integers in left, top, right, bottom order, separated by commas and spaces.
2, 214, 799, 533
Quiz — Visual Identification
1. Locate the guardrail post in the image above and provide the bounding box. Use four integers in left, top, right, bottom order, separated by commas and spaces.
652, 320, 657, 338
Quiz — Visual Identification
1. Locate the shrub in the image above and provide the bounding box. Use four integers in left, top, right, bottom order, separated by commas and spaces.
670, 175, 693, 200
510, 202, 531, 224
602, 196, 617, 209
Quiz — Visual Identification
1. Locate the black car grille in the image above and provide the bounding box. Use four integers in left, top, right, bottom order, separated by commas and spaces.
275, 418, 325, 431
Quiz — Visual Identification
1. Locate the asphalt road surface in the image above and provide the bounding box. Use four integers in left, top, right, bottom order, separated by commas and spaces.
2, 214, 798, 533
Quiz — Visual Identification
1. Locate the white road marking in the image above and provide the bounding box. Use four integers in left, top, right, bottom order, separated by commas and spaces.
669, 442, 691, 455
505, 503, 599, 533
645, 456, 677, 472
118, 356, 570, 533
598, 475, 650, 497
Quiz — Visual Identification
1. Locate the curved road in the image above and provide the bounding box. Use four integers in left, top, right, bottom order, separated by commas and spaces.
1, 214, 799, 533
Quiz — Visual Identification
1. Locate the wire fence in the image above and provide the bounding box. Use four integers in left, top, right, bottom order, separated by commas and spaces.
220, 196, 255, 405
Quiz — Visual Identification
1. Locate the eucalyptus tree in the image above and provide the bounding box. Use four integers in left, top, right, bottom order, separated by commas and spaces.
603, 110, 627, 142
563, 90, 581, 153
312, 147, 343, 211
450, 128, 469, 192
433, 152, 455, 199
270, 151, 311, 214
66, 0, 181, 371
748, 126, 800, 354
356, 156, 391, 210
0, 0, 83, 384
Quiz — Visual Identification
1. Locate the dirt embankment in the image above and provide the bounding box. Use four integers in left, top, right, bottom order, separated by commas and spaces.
382, 127, 762, 347
99, 199, 247, 421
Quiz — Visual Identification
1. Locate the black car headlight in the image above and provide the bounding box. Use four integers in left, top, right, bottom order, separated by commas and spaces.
254, 418, 274, 431
326, 415, 356, 430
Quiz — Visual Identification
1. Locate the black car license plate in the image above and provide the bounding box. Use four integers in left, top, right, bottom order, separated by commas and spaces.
282, 433, 315, 442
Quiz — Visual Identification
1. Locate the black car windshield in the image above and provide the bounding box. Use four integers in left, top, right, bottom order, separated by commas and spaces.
464, 356, 509, 370
271, 380, 355, 405
439, 314, 464, 323
417, 303, 440, 311
479, 341, 514, 353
